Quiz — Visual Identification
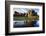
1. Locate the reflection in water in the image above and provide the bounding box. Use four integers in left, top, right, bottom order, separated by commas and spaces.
13, 20, 39, 28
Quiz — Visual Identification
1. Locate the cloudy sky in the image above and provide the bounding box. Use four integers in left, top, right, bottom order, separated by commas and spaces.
13, 8, 39, 15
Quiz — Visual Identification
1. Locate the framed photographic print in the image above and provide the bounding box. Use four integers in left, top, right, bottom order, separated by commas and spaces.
5, 1, 45, 35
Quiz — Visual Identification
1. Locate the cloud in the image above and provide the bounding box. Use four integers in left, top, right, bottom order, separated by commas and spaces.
14, 8, 39, 15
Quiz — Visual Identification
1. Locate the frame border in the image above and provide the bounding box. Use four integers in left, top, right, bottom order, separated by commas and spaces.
5, 1, 45, 35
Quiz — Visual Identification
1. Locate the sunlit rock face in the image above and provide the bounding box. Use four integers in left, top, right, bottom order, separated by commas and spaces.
28, 12, 32, 18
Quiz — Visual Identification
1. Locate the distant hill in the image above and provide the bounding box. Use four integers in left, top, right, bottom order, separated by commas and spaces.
13, 10, 38, 17
13, 11, 26, 17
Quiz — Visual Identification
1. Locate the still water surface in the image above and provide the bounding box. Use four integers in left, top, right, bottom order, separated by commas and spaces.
13, 20, 39, 28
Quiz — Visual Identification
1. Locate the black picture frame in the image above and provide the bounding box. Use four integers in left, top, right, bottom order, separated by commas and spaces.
5, 1, 45, 35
